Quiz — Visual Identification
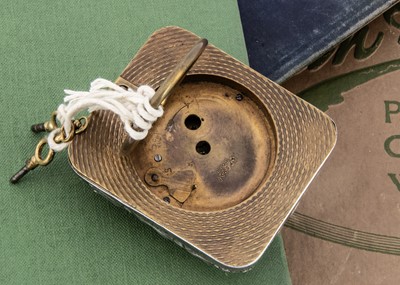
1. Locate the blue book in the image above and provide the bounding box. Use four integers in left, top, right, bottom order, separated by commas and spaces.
238, 0, 398, 83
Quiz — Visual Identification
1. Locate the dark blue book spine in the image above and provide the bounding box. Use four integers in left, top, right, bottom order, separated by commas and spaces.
238, 0, 398, 83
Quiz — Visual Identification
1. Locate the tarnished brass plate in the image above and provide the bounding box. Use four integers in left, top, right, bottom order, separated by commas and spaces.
134, 79, 277, 211
68, 26, 336, 271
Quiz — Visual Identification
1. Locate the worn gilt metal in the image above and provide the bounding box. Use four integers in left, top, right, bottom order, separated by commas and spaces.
10, 114, 89, 184
67, 27, 337, 271
121, 38, 208, 154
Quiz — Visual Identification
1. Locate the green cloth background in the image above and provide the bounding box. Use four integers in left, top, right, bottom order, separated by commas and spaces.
0, 1, 291, 284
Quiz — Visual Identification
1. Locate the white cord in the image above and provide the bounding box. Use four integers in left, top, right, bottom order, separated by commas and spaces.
47, 78, 163, 152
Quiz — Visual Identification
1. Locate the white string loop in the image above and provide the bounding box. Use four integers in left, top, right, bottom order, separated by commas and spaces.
47, 78, 163, 152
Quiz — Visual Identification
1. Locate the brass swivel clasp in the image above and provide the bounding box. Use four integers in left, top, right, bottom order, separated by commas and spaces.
10, 113, 89, 184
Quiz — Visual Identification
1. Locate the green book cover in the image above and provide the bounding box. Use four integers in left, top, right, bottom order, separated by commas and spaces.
0, 1, 290, 284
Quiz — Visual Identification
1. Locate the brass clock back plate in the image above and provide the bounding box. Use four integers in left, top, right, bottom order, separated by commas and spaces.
135, 79, 277, 211
68, 26, 336, 271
